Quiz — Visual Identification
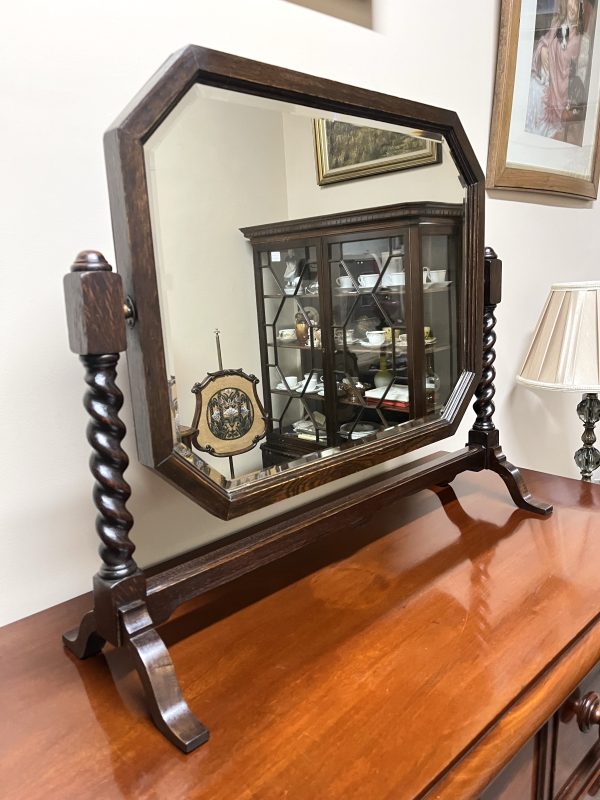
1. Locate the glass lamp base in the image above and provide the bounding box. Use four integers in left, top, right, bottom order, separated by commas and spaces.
575, 393, 600, 481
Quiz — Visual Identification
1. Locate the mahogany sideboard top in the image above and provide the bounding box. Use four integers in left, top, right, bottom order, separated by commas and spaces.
3, 468, 600, 800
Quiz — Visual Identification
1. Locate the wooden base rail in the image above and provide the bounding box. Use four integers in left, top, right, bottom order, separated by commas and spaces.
62, 247, 552, 753
145, 447, 483, 623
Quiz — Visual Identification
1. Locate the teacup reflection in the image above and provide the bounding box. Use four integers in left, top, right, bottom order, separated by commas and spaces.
383, 273, 405, 287
358, 274, 378, 289
366, 330, 385, 345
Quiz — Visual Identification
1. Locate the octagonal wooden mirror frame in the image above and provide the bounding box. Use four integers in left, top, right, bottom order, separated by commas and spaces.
104, 44, 486, 520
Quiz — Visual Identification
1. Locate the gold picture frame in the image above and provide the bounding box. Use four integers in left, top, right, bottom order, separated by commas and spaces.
487, 0, 600, 199
313, 119, 441, 186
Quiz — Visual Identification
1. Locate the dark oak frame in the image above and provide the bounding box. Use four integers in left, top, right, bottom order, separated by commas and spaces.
62, 46, 553, 755
104, 44, 486, 520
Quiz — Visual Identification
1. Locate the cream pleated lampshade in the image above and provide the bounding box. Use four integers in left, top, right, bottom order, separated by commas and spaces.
517, 282, 600, 392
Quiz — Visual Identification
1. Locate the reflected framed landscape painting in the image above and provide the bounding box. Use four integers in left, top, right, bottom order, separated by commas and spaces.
487, 0, 600, 198
313, 119, 442, 185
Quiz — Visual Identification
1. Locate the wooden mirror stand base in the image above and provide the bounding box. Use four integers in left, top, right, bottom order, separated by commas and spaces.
62, 247, 552, 753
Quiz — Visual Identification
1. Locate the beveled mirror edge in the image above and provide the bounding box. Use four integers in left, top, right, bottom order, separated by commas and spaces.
104, 44, 484, 518
154, 370, 478, 520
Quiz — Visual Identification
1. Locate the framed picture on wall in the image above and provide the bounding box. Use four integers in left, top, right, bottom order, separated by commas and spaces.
487, 0, 600, 199
313, 119, 441, 186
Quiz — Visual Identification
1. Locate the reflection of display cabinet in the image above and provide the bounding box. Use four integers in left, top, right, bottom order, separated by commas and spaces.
241, 202, 463, 468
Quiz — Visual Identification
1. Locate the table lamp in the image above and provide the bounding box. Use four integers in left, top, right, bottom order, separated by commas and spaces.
516, 281, 600, 481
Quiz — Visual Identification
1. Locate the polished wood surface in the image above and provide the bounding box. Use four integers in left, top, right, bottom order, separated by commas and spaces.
2, 468, 600, 799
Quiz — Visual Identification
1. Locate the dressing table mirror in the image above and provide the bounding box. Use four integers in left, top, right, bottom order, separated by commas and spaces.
63, 45, 551, 752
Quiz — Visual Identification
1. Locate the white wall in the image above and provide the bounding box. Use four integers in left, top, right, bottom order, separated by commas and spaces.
2, 0, 597, 626
146, 85, 289, 476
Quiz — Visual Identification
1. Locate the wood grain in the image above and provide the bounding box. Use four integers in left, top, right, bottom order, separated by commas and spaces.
2, 469, 600, 799
63, 251, 126, 355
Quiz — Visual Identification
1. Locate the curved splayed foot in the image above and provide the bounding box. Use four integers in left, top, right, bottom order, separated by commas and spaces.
490, 450, 553, 516
121, 602, 210, 753
63, 610, 106, 659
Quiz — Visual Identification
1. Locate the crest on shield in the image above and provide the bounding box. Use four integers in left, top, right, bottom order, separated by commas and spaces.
189, 368, 267, 459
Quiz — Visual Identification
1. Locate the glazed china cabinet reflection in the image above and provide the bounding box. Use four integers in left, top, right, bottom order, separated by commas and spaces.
241, 202, 462, 467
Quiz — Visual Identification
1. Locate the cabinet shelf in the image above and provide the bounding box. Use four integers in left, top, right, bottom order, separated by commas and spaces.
340, 398, 411, 414
341, 342, 450, 355
333, 284, 451, 298
263, 292, 320, 299
339, 397, 444, 413
333, 288, 404, 297
270, 388, 324, 399
263, 285, 451, 301
269, 341, 322, 350
268, 341, 449, 354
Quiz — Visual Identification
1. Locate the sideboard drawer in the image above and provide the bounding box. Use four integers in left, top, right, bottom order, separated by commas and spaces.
553, 662, 600, 799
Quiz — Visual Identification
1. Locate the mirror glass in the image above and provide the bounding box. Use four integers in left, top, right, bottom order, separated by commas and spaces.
144, 83, 466, 487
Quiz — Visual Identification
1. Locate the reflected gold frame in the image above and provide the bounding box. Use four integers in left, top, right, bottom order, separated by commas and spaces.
313, 118, 442, 185
487, 0, 600, 199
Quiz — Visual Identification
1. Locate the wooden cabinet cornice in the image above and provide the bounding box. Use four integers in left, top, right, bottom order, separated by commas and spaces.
3, 467, 600, 799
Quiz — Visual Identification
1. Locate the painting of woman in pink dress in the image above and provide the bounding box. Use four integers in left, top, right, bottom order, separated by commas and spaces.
526, 0, 596, 145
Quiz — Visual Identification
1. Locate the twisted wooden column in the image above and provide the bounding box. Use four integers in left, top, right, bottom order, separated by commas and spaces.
468, 247, 552, 516
83, 352, 136, 578
63, 251, 209, 751
63, 250, 140, 655
64, 250, 137, 579
472, 282, 497, 432
468, 246, 501, 450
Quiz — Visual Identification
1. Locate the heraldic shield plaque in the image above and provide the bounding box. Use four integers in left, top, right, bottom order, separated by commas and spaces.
190, 368, 267, 458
